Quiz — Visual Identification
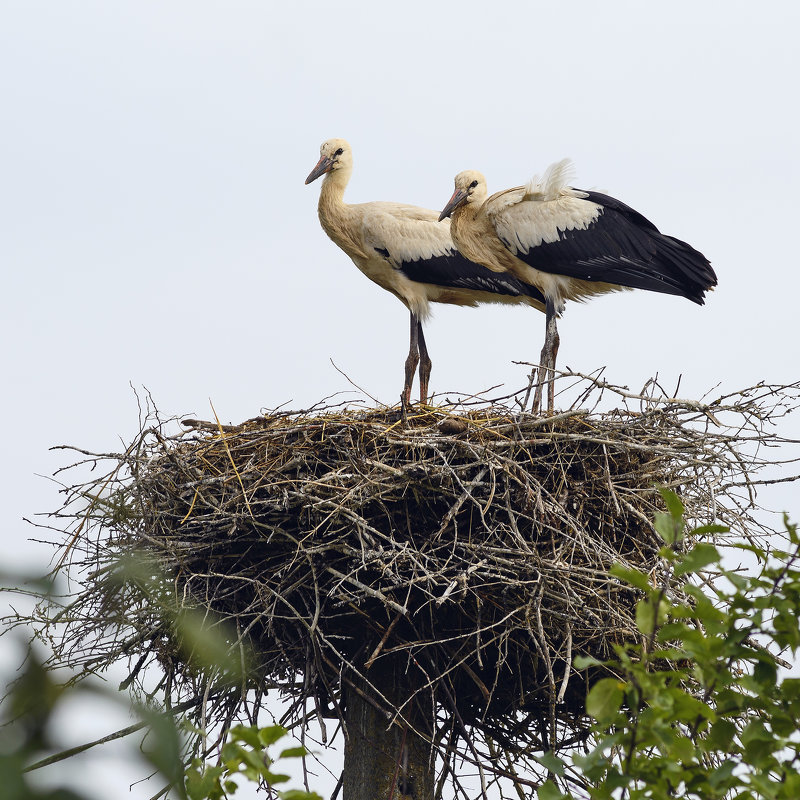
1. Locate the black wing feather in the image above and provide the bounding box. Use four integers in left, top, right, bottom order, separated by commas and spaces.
378, 247, 546, 304
514, 189, 717, 304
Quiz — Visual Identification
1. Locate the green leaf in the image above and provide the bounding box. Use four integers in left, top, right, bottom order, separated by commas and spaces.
752, 659, 778, 690
659, 488, 685, 518
573, 654, 604, 669
741, 719, 776, 767
136, 704, 187, 799
534, 751, 565, 775
671, 691, 714, 723
674, 543, 722, 576
604, 769, 629, 793
586, 678, 625, 723
262, 771, 291, 785
779, 772, 800, 799
705, 718, 737, 751
279, 746, 308, 759
657, 620, 694, 642
751, 771, 784, 798
572, 733, 623, 780
707, 757, 737, 788
669, 733, 696, 762
635, 597, 666, 635
258, 725, 289, 746
771, 708, 797, 738
230, 724, 263, 749
610, 563, 652, 591
655, 511, 681, 546
691, 523, 730, 537
782, 678, 800, 700
171, 606, 246, 684
741, 719, 771, 746
653, 490, 685, 545
241, 747, 268, 771
185, 764, 224, 800
729, 540, 768, 560
785, 517, 799, 545
724, 571, 750, 591
537, 779, 567, 800
221, 740, 244, 766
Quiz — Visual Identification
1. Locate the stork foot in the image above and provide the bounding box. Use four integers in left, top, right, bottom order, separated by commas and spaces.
531, 341, 551, 415
530, 372, 543, 414
531, 362, 551, 415
400, 390, 410, 426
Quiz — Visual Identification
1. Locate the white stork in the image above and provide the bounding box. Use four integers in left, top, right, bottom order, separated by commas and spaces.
439, 160, 717, 412
305, 139, 546, 407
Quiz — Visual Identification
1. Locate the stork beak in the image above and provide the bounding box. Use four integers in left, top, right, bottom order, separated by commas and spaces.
438, 188, 468, 221
305, 155, 335, 184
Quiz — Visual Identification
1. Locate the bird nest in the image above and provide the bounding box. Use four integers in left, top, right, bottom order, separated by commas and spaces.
26, 374, 800, 790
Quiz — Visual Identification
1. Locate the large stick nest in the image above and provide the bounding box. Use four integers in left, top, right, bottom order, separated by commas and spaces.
23, 375, 800, 790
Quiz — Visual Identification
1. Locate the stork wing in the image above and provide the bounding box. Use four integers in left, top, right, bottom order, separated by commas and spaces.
486, 188, 716, 303
360, 203, 545, 301
360, 202, 453, 266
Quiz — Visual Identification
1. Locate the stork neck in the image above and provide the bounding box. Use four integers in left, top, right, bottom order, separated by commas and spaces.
451, 201, 514, 274
318, 168, 350, 235
319, 165, 351, 209
316, 165, 366, 260
450, 202, 481, 253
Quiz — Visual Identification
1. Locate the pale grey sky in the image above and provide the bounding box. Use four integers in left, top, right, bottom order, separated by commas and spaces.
2, 1, 799, 796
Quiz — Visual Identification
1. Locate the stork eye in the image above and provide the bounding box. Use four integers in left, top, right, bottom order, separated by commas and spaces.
334, 148, 344, 157
469, 180, 478, 189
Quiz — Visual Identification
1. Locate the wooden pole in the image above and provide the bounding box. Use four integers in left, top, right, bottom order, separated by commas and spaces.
343, 660, 434, 800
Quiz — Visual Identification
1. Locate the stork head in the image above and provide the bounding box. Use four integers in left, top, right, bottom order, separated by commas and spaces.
438, 171, 487, 221
305, 138, 353, 184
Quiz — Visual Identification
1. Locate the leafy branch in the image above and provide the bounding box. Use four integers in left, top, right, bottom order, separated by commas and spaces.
539, 492, 800, 800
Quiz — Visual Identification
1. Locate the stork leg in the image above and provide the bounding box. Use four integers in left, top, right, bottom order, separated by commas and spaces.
531, 298, 560, 414
547, 311, 560, 412
417, 320, 432, 405
403, 311, 421, 408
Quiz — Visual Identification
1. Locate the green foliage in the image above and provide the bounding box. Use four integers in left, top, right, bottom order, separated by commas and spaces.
184, 726, 322, 800
538, 492, 800, 800
1, 564, 319, 800
0, 636, 185, 800
109, 553, 250, 686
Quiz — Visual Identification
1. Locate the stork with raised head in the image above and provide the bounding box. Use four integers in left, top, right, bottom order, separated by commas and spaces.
439, 160, 717, 412
305, 139, 547, 407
